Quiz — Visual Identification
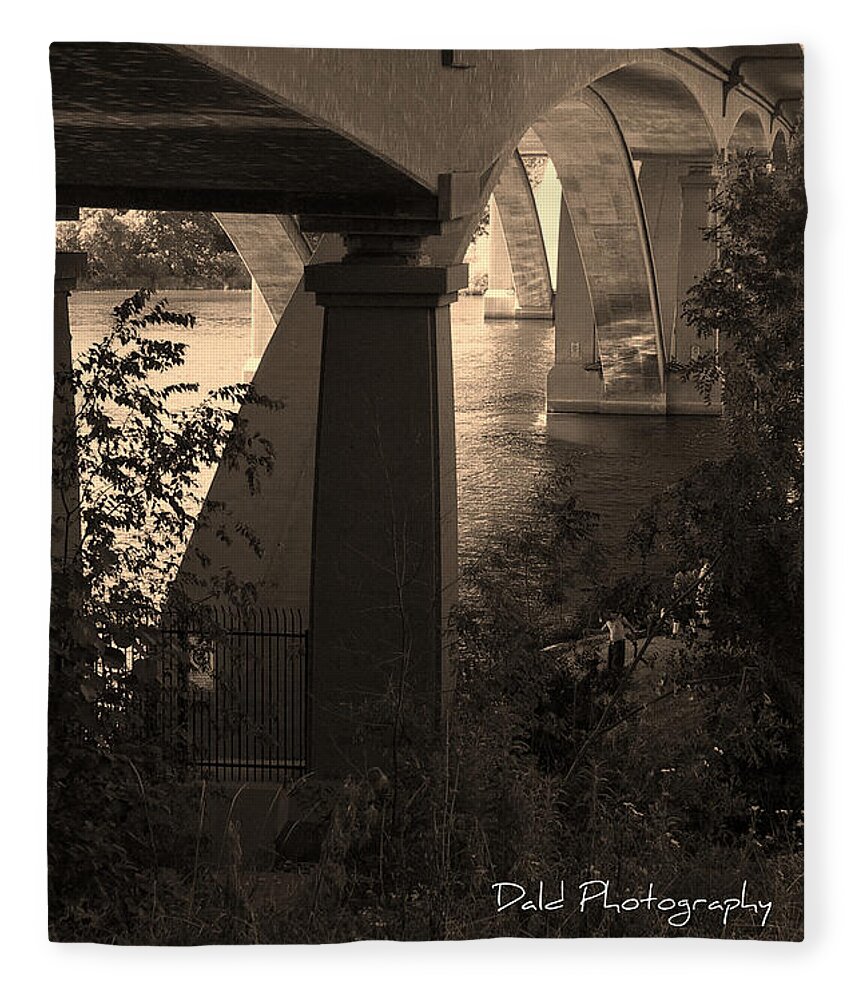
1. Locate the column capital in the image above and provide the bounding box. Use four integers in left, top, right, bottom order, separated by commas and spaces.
305, 262, 468, 309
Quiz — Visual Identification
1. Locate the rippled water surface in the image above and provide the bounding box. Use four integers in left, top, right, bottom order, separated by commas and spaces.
72, 290, 726, 570
450, 296, 726, 564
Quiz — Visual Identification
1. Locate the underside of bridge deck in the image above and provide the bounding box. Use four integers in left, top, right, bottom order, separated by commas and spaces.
52, 42, 802, 780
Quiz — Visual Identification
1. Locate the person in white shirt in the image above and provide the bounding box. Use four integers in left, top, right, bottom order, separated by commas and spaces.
602, 612, 634, 674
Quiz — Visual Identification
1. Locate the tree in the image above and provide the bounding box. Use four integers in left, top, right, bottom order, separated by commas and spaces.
632, 125, 805, 729
56, 210, 250, 289
49, 290, 282, 939
469, 202, 491, 244
521, 153, 548, 190
54, 288, 280, 614
684, 134, 804, 490
683, 127, 804, 654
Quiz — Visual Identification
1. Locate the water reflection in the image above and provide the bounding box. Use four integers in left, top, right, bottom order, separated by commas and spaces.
71, 289, 726, 577
450, 297, 726, 567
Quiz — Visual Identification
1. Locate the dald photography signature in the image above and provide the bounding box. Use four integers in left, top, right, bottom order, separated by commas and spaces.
492, 880, 774, 928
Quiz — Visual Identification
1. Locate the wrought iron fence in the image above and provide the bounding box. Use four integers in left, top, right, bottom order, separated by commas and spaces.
95, 605, 309, 781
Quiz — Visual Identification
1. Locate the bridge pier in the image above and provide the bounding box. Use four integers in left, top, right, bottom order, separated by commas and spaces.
304, 246, 465, 778
547, 157, 720, 417
547, 196, 604, 413
636, 158, 720, 414
53, 250, 87, 575
667, 165, 720, 415
485, 195, 518, 318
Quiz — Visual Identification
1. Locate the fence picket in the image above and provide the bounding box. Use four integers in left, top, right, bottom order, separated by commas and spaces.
150, 605, 307, 782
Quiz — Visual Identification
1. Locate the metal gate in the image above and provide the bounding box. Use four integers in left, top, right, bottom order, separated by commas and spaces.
155, 606, 308, 781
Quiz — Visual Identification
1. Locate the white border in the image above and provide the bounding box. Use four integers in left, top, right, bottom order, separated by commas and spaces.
3, 3, 855, 997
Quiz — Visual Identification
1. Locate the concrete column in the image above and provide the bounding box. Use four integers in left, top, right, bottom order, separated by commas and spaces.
53, 251, 86, 577
668, 166, 719, 415
637, 158, 686, 352
546, 197, 602, 412
304, 257, 466, 778
485, 195, 517, 319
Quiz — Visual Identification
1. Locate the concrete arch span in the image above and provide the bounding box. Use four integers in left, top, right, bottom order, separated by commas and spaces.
590, 62, 717, 160
536, 60, 723, 415
728, 108, 770, 155
441, 52, 790, 292
771, 128, 789, 164
594, 62, 720, 413
178, 218, 341, 613
534, 87, 665, 410
484, 150, 555, 319
214, 213, 313, 379
215, 213, 312, 323
179, 46, 798, 201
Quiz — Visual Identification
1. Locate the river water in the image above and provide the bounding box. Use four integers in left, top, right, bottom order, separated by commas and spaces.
450, 296, 726, 567
71, 289, 726, 575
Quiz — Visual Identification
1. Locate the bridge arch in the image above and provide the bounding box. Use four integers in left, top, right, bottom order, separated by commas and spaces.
771, 128, 789, 165
728, 108, 770, 155
532, 88, 664, 408
485, 149, 553, 319
523, 60, 719, 413
478, 60, 721, 330
592, 61, 719, 377
191, 51, 760, 608
590, 62, 717, 159
214, 213, 310, 325
179, 216, 337, 611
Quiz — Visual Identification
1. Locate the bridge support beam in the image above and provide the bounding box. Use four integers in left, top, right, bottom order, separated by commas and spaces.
638, 159, 719, 415
536, 92, 667, 416
53, 251, 87, 575
547, 197, 604, 412
485, 195, 517, 318
667, 165, 719, 415
305, 254, 465, 778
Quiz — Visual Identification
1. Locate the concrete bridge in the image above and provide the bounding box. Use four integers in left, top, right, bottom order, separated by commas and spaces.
51, 44, 802, 778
